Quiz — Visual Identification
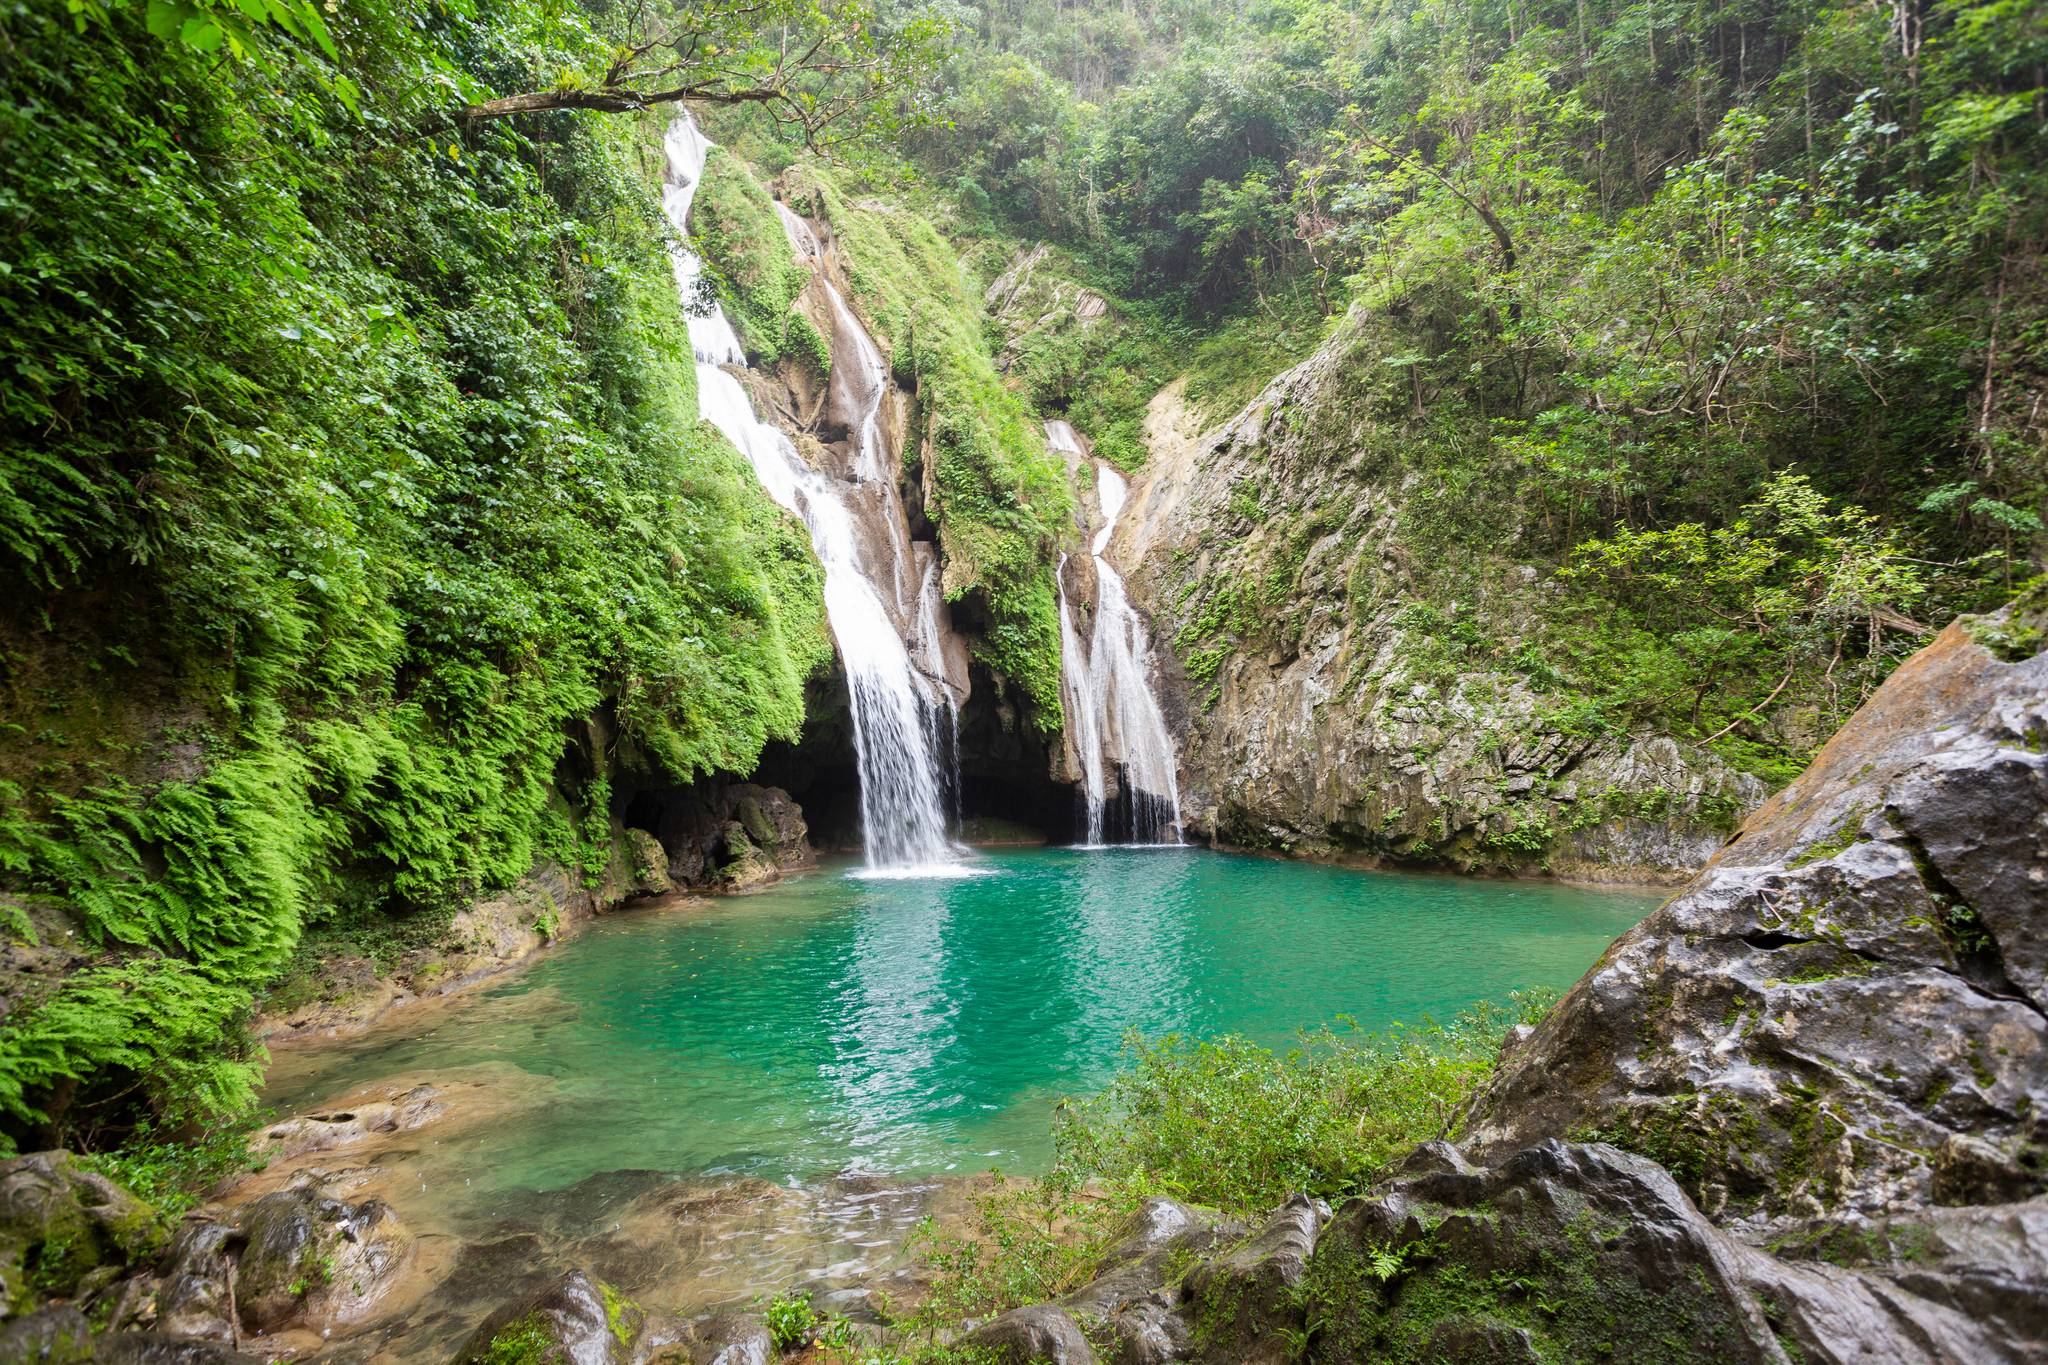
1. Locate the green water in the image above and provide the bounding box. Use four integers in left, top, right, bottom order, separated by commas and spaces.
269, 849, 1654, 1205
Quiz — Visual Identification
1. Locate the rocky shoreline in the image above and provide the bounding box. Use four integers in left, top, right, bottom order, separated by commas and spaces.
254, 784, 818, 1048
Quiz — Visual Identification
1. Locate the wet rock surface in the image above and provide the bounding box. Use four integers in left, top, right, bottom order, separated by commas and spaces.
231, 1184, 414, 1333
454, 1269, 652, 1365
673, 1309, 773, 1365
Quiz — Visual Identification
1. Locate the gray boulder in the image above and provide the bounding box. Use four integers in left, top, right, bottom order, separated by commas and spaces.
232, 1184, 412, 1333
962, 1302, 1097, 1365
1462, 616, 2048, 1231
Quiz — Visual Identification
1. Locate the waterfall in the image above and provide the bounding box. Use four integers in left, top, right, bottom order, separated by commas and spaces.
1050, 424, 1184, 845
663, 115, 962, 875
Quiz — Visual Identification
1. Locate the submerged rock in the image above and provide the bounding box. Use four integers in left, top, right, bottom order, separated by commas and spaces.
676, 1310, 772, 1365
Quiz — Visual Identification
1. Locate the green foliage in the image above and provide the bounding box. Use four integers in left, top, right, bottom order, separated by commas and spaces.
693, 148, 826, 374
0, 0, 826, 1147
907, 1175, 1144, 1335
0, 959, 262, 1139
898, 993, 1555, 1351
75, 1115, 264, 1216
471, 1316, 556, 1365
764, 1288, 819, 1350
911, 0, 2041, 791
1053, 992, 1556, 1213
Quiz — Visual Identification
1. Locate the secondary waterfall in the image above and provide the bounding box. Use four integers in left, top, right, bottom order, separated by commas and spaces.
1051, 423, 1184, 845
663, 114, 960, 873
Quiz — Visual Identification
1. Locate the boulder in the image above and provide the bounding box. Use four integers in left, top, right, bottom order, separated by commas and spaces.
0, 1305, 94, 1363
1177, 1195, 1323, 1359
455, 1269, 644, 1365
152, 1219, 237, 1344
1462, 616, 2048, 1231
626, 828, 672, 895
962, 1302, 1097, 1365
231, 1184, 413, 1333
0, 1151, 161, 1306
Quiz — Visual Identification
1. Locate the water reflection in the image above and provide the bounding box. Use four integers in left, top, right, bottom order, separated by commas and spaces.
266, 848, 1656, 1199
824, 882, 961, 1166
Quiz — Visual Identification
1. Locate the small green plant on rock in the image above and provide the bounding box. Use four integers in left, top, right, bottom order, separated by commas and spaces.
765, 1288, 818, 1351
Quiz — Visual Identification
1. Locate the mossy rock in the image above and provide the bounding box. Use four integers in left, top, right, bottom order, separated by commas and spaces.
735, 794, 778, 849
1305, 1141, 1782, 1364
0, 1151, 162, 1311
454, 1269, 645, 1365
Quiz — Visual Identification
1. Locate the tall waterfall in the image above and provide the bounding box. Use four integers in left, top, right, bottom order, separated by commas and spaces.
1051, 423, 1184, 845
663, 115, 961, 874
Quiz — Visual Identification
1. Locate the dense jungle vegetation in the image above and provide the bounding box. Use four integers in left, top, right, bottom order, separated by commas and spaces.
0, 0, 853, 1148
1, 0, 2043, 1161
899, 0, 2045, 779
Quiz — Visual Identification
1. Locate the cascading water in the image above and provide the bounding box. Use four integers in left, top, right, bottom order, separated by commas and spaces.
1051, 424, 1184, 845
663, 114, 961, 874
773, 195, 965, 839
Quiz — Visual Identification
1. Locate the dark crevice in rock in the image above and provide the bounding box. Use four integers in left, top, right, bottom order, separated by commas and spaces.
1736, 930, 1815, 951
1890, 823, 2046, 1021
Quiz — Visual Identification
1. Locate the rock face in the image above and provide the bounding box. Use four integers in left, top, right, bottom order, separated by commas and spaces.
1463, 616, 2048, 1228
1116, 325, 1764, 880
631, 781, 817, 889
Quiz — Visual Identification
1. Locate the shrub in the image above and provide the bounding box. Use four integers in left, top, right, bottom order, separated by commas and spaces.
1050, 993, 1555, 1214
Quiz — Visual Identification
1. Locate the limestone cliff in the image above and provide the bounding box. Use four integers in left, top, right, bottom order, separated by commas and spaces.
1117, 315, 1766, 880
